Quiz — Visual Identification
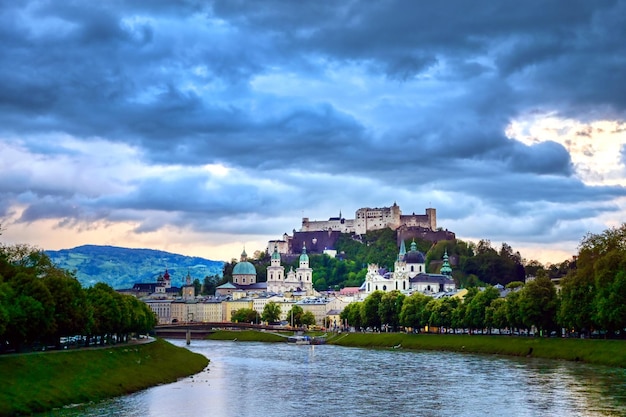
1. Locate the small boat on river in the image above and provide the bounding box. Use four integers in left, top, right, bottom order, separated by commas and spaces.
287, 335, 311, 345
287, 335, 326, 345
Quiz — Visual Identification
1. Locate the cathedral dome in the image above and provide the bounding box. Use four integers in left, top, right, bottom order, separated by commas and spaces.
233, 261, 256, 275
405, 250, 425, 264
405, 240, 425, 264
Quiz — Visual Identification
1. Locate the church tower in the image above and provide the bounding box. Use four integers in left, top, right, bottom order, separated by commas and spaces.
182, 270, 195, 300
296, 243, 313, 294
266, 244, 285, 293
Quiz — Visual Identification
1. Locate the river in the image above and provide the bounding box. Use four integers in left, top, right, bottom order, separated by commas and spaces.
44, 339, 626, 416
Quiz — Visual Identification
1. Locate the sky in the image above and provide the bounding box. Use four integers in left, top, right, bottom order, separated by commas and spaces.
1, 0, 626, 265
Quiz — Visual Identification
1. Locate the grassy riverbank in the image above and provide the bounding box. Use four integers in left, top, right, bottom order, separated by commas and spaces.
326, 333, 626, 367
206, 329, 289, 342
204, 329, 626, 368
0, 338, 209, 417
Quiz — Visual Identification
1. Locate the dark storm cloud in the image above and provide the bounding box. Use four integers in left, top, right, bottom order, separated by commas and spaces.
1, 0, 625, 251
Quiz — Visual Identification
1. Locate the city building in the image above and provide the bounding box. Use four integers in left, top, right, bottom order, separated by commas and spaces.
363, 241, 455, 296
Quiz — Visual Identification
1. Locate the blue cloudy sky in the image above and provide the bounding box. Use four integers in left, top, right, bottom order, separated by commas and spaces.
1, 0, 626, 263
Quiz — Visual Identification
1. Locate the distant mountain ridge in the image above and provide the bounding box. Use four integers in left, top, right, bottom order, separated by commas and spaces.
45, 245, 224, 289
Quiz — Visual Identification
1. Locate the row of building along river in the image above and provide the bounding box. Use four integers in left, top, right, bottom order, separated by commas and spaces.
42, 338, 626, 416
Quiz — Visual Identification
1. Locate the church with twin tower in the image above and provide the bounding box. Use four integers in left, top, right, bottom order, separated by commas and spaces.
266, 243, 314, 295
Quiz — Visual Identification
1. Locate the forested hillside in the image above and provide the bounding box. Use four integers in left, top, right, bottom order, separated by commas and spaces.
45, 245, 223, 289
225, 228, 568, 291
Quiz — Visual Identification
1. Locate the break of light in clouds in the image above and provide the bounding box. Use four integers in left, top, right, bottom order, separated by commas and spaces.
1, 0, 626, 264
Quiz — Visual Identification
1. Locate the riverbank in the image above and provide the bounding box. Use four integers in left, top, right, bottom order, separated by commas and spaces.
328, 333, 626, 367
0, 338, 209, 416
205, 330, 626, 368
206, 329, 288, 342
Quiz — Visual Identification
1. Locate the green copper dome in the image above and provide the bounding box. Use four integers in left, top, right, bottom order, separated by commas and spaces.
299, 243, 309, 263
233, 260, 256, 275
271, 244, 281, 260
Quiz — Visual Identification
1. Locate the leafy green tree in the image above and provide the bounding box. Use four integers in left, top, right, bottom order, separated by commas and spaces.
360, 291, 384, 330
86, 283, 121, 345
399, 292, 431, 331
43, 269, 89, 347
313, 277, 327, 292
518, 277, 557, 333
0, 283, 9, 339
301, 311, 316, 327
261, 302, 281, 324
558, 271, 595, 335
340, 302, 362, 329
193, 279, 202, 296
505, 290, 524, 331
568, 224, 626, 335
426, 297, 459, 331
594, 270, 626, 334
6, 271, 55, 348
285, 305, 304, 326
461, 240, 525, 286
464, 286, 500, 331
523, 260, 545, 278
231, 308, 259, 324
485, 298, 508, 332
378, 290, 405, 331
202, 274, 226, 295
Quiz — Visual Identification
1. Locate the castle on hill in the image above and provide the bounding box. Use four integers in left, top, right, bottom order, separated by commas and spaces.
300, 202, 436, 234
268, 202, 455, 256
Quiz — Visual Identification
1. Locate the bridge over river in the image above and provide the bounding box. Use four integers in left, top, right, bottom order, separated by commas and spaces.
153, 322, 291, 339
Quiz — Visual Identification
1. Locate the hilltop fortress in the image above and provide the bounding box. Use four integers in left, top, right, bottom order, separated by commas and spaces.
301, 202, 436, 235
269, 203, 455, 256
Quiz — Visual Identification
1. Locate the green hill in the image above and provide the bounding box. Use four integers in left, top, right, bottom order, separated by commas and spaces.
45, 245, 223, 289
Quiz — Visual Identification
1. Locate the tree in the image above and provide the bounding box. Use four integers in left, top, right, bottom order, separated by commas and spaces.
399, 292, 431, 331
504, 290, 524, 331
43, 269, 90, 347
301, 311, 316, 327
286, 305, 304, 327
558, 271, 595, 335
518, 277, 557, 334
202, 275, 226, 295
426, 297, 458, 331
360, 291, 384, 330
594, 270, 626, 334
262, 302, 281, 324
86, 283, 121, 345
340, 302, 362, 329
464, 286, 500, 331
231, 308, 259, 324
485, 298, 508, 332
574, 224, 626, 335
378, 290, 405, 331
313, 277, 327, 292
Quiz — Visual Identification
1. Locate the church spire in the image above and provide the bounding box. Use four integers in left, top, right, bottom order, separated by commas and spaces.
440, 249, 452, 276
398, 240, 406, 261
